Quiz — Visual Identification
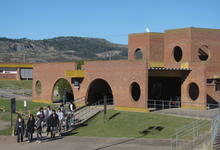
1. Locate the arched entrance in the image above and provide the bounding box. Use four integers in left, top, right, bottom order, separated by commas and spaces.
52, 78, 74, 103
87, 79, 113, 105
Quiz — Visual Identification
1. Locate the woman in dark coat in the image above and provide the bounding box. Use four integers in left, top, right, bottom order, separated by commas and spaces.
26, 114, 35, 142
15, 114, 25, 143
49, 110, 59, 138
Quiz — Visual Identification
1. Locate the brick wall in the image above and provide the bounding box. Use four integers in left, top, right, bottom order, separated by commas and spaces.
0, 73, 17, 80
82, 60, 148, 110
32, 62, 76, 102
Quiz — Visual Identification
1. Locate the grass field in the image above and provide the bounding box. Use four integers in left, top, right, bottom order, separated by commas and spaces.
0, 80, 32, 89
0, 98, 55, 114
0, 98, 209, 139
74, 110, 198, 139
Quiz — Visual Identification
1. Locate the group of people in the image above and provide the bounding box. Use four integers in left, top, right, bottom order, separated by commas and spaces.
15, 102, 76, 143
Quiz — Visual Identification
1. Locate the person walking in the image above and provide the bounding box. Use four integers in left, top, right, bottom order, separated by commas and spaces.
44, 106, 52, 136
57, 108, 64, 122
44, 106, 52, 121
57, 108, 64, 133
36, 107, 45, 122
60, 104, 66, 115
69, 101, 75, 113
63, 88, 67, 104
49, 110, 59, 138
15, 114, 25, 143
26, 114, 35, 143
69, 101, 75, 126
35, 116, 42, 143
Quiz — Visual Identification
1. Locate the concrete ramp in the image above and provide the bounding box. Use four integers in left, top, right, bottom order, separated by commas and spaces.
74, 106, 103, 125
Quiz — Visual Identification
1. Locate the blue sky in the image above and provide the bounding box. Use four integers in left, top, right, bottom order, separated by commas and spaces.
0, 0, 219, 44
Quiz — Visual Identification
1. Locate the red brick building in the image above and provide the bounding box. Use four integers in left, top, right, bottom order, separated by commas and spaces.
32, 27, 220, 112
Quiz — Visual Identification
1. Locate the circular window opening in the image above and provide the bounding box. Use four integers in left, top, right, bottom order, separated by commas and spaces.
135, 48, 143, 60
188, 83, 199, 100
173, 46, 183, 62
35, 80, 42, 95
130, 82, 141, 101
198, 45, 209, 61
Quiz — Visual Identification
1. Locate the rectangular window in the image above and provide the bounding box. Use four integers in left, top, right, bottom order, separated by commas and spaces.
216, 82, 220, 91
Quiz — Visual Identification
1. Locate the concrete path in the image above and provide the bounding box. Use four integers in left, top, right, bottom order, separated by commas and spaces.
0, 113, 10, 131
0, 89, 32, 101
0, 119, 10, 130
154, 108, 219, 119
0, 135, 171, 150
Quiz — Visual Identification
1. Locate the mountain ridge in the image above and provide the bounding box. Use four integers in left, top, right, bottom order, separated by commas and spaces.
0, 36, 128, 63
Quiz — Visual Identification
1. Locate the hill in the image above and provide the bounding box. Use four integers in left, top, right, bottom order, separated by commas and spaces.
0, 36, 128, 63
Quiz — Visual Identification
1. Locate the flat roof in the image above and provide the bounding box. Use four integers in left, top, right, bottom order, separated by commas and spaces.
0, 63, 33, 68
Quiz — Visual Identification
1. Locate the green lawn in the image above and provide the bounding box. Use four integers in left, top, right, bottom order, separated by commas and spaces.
74, 110, 198, 139
0, 80, 32, 89
0, 98, 56, 114
0, 98, 209, 139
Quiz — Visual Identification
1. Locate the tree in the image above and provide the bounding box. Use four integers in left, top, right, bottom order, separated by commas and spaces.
56, 79, 73, 101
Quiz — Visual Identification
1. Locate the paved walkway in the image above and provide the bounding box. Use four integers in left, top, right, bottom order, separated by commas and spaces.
0, 135, 170, 150
0, 89, 32, 101
0, 119, 10, 130
154, 108, 219, 119
0, 113, 10, 131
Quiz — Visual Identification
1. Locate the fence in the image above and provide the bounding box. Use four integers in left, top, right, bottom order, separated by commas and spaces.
210, 109, 220, 150
170, 119, 211, 150
170, 109, 220, 150
148, 99, 219, 119
148, 99, 219, 111
146, 99, 220, 149
74, 100, 104, 125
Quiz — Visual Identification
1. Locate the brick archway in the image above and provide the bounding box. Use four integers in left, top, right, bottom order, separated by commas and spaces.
51, 78, 74, 103
86, 78, 113, 105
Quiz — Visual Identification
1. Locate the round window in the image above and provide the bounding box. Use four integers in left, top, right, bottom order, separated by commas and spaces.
188, 83, 199, 100
130, 82, 141, 101
173, 46, 183, 62
35, 80, 42, 95
134, 48, 143, 60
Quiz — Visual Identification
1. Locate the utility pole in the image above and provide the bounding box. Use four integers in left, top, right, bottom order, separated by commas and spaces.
23, 53, 26, 62
104, 95, 107, 115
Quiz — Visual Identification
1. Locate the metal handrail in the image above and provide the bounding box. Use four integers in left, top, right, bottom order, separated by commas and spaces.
74, 100, 104, 124
210, 109, 220, 149
148, 99, 219, 111
170, 119, 211, 150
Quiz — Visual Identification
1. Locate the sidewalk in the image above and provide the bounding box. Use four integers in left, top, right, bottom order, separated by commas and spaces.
155, 108, 218, 119
0, 135, 171, 150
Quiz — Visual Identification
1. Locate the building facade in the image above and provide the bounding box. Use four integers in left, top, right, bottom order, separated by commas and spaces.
0, 63, 33, 80
32, 27, 220, 112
